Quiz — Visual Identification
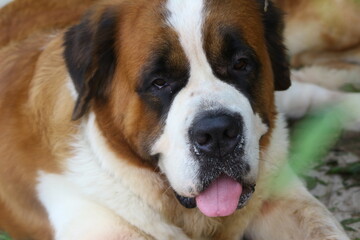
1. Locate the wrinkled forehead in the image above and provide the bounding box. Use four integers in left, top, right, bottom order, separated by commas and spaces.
116, 0, 276, 125
163, 0, 268, 82
118, 0, 267, 80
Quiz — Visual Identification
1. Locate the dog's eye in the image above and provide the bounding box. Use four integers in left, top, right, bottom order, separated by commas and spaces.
152, 78, 168, 89
233, 58, 248, 71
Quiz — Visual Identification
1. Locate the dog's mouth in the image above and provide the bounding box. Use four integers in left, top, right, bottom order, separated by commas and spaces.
175, 175, 255, 217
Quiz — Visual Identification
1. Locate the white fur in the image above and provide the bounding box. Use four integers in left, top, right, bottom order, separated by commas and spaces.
37, 173, 130, 240
292, 67, 360, 91
276, 80, 342, 119
152, 0, 268, 197
37, 113, 190, 240
247, 178, 349, 240
276, 80, 360, 131
66, 75, 78, 100
338, 94, 360, 131
0, 0, 13, 8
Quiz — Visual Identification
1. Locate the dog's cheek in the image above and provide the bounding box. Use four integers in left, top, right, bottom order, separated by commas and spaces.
136, 116, 164, 163
122, 99, 164, 163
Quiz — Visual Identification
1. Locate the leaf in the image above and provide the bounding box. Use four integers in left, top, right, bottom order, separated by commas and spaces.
341, 218, 360, 233
343, 226, 356, 232
341, 217, 360, 226
305, 176, 318, 190
327, 162, 360, 175
301, 175, 328, 191
270, 106, 345, 192
0, 232, 12, 240
340, 84, 360, 93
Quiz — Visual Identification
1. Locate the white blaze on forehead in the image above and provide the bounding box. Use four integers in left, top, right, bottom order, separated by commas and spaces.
166, 0, 212, 75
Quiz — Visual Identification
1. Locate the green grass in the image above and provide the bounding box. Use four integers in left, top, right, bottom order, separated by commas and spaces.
327, 162, 360, 176
341, 218, 360, 232
301, 174, 328, 191
0, 232, 12, 240
270, 106, 344, 192
340, 83, 360, 92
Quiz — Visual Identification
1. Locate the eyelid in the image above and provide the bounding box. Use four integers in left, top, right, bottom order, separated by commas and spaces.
152, 78, 168, 89
232, 51, 251, 61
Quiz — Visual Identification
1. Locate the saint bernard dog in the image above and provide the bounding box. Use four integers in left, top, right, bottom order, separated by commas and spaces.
0, 0, 351, 239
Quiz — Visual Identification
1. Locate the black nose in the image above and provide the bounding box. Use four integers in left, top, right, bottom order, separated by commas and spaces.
190, 114, 242, 157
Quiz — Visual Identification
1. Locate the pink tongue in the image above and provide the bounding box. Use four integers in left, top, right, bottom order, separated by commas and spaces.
196, 176, 242, 217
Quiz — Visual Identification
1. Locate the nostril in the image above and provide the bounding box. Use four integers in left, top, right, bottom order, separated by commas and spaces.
195, 133, 212, 146
224, 127, 239, 140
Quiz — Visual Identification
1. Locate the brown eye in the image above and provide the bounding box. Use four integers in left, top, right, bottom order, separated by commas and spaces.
152, 78, 168, 89
233, 58, 248, 71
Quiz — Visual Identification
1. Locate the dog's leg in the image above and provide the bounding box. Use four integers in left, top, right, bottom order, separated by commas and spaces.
245, 178, 349, 240
275, 80, 343, 119
289, 65, 360, 91
276, 80, 360, 131
36, 173, 152, 240
37, 173, 191, 240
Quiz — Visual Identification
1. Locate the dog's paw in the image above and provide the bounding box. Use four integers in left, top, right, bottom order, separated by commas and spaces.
58, 231, 144, 240
57, 221, 188, 240
58, 225, 148, 240
55, 209, 150, 240
157, 228, 191, 240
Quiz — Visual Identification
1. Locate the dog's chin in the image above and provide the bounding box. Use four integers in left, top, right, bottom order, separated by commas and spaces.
174, 181, 256, 212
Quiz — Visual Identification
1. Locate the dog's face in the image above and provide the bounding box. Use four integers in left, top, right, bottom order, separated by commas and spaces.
64, 0, 290, 217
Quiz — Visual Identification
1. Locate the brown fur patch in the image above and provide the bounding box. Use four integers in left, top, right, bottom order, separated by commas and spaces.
0, 24, 77, 239
275, 0, 360, 56
0, 0, 97, 48
92, 0, 190, 165
0, 34, 56, 239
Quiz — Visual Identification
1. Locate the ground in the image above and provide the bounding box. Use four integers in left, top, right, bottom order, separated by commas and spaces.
305, 131, 360, 239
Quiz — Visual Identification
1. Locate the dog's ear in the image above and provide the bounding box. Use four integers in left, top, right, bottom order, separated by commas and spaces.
64, 8, 118, 120
259, 0, 291, 91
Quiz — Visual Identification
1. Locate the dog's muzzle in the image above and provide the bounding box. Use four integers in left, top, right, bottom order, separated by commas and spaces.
173, 112, 255, 217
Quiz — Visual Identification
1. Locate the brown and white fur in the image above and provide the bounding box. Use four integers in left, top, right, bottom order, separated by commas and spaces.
0, 0, 352, 239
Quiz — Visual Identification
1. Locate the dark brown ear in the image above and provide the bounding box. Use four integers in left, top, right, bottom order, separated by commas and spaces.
64, 8, 118, 120
258, 0, 291, 91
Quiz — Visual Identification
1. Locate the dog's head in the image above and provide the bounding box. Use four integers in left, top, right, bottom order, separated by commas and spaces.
64, 0, 290, 217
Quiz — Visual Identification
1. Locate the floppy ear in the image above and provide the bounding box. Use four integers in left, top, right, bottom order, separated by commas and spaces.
259, 0, 291, 91
64, 8, 118, 120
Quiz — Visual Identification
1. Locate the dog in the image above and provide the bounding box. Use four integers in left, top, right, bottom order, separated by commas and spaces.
0, 0, 351, 239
